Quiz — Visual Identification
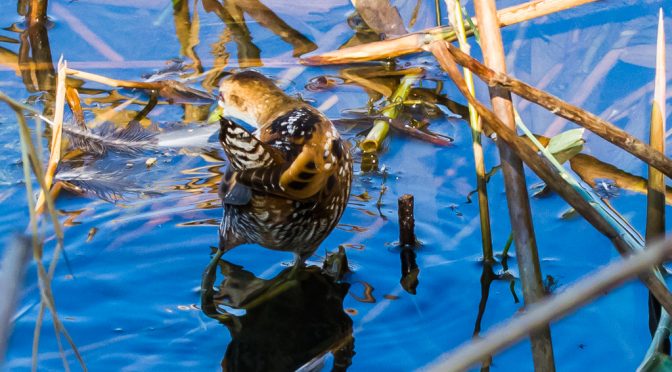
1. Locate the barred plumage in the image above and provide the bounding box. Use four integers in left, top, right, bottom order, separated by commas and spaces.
216, 71, 353, 262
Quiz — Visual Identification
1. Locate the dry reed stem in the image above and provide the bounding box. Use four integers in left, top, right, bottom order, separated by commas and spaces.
646, 9, 668, 356
425, 236, 672, 372
65, 68, 163, 89
447, 0, 494, 262
441, 42, 672, 181
647, 10, 666, 244
35, 59, 66, 214
427, 39, 672, 316
473, 1, 555, 368
301, 0, 598, 65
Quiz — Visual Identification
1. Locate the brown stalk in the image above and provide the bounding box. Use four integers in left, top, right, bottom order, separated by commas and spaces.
441, 42, 672, 181
427, 39, 672, 317
646, 9, 667, 353
472, 1, 554, 369
301, 0, 598, 65
27, 0, 48, 26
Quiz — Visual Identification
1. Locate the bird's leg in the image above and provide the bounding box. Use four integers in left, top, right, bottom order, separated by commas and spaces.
287, 251, 310, 279
201, 212, 234, 320
201, 247, 226, 318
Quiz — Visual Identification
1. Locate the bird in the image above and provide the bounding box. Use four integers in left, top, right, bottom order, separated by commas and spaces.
208, 70, 353, 270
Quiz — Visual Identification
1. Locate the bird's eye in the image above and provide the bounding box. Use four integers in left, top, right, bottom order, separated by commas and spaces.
218, 92, 226, 108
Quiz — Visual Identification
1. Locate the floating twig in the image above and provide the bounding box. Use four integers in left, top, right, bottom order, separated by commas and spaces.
301, 0, 598, 65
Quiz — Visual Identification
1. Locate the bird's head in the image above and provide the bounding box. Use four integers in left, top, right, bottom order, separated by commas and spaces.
218, 71, 294, 129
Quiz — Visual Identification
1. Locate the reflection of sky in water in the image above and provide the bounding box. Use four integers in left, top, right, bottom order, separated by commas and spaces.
0, 0, 670, 370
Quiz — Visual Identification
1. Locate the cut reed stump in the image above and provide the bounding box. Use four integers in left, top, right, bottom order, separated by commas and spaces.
473, 0, 555, 369
398, 194, 419, 294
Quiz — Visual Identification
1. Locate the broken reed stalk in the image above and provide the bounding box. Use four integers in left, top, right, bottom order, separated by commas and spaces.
65, 68, 163, 90
398, 194, 419, 294
447, 0, 494, 263
645, 9, 669, 359
425, 236, 672, 372
440, 42, 672, 181
427, 39, 672, 317
360, 74, 420, 153
0, 235, 32, 364
35, 59, 66, 214
301, 0, 598, 65
398, 194, 416, 247
473, 1, 555, 369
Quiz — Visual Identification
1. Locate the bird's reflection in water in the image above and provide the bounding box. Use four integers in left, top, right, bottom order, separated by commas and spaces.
202, 258, 355, 372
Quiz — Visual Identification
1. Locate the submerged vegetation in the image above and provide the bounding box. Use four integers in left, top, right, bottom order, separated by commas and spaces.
2, 0, 672, 371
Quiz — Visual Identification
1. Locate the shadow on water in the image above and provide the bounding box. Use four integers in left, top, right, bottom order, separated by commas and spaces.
201, 259, 354, 371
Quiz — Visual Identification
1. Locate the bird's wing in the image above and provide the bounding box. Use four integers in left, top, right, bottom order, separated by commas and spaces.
219, 116, 335, 201
219, 117, 284, 170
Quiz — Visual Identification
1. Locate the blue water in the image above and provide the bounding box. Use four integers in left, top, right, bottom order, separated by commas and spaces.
0, 0, 669, 370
